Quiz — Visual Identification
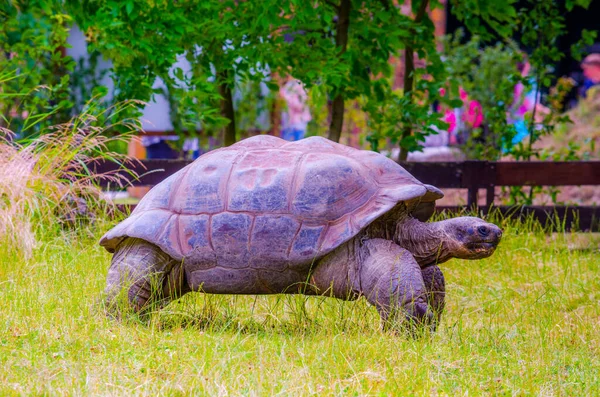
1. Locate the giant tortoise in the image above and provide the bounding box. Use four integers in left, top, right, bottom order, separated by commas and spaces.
101, 135, 502, 330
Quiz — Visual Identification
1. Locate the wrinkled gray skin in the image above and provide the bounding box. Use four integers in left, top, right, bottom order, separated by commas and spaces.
105, 206, 501, 331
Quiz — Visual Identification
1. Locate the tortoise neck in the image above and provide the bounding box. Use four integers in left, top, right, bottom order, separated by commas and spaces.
363, 204, 407, 241
394, 218, 455, 268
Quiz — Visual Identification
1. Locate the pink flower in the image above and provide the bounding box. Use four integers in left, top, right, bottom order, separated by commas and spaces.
442, 110, 456, 133
518, 103, 529, 117
459, 87, 468, 101
463, 100, 483, 128
439, 87, 446, 97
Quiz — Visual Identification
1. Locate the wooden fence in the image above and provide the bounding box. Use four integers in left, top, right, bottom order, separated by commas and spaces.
95, 160, 600, 232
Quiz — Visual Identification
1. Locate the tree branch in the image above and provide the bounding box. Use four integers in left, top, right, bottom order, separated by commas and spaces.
378, 0, 391, 11
324, 0, 340, 11
414, 0, 429, 23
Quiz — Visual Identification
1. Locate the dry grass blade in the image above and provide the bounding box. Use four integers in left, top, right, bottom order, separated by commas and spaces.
0, 100, 142, 257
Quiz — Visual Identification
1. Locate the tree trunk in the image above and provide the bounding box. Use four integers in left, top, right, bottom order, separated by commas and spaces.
329, 95, 345, 142
269, 72, 283, 137
328, 0, 351, 143
219, 69, 236, 147
398, 46, 415, 162
398, 0, 429, 162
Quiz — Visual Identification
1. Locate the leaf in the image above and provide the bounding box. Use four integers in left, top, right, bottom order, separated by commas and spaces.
265, 81, 279, 91
173, 67, 184, 81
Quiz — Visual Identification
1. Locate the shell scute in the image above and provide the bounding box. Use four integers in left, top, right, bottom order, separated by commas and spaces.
281, 136, 352, 154
179, 214, 211, 257
134, 172, 180, 211
155, 213, 182, 256
321, 219, 354, 254
100, 208, 174, 254
249, 215, 300, 265
227, 150, 301, 213
211, 212, 252, 268
292, 153, 374, 221
230, 134, 286, 150
289, 225, 326, 262
171, 150, 238, 214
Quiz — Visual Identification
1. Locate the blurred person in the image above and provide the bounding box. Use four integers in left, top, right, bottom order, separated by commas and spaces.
581, 53, 600, 98
280, 78, 311, 141
509, 58, 550, 147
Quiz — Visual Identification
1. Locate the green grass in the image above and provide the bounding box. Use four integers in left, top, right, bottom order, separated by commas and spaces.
1, 216, 599, 396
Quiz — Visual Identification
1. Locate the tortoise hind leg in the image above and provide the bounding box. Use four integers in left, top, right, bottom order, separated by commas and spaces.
104, 237, 189, 313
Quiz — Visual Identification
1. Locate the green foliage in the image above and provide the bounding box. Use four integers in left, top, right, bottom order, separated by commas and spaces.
291, 0, 454, 154
360, 0, 453, 155
442, 32, 523, 160
510, 1, 596, 161
509, 1, 596, 204
0, 1, 75, 136
67, 0, 285, 139
69, 49, 111, 115
442, 0, 595, 204
234, 80, 273, 137
571, 29, 598, 62
448, 1, 595, 158
450, 0, 518, 41
65, 0, 455, 152
3, 0, 597, 155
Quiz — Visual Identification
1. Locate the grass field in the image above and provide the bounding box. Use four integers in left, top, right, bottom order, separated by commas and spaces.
1, 215, 599, 396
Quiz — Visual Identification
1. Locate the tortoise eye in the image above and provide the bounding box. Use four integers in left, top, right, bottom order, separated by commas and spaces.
477, 226, 489, 237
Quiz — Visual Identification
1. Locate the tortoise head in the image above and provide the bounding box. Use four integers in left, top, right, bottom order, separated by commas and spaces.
442, 216, 502, 260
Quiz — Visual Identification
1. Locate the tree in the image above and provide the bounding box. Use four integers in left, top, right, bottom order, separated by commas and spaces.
64, 1, 461, 155
67, 0, 453, 153
68, 0, 285, 146
279, 0, 453, 155
11, 0, 592, 161
0, 0, 74, 135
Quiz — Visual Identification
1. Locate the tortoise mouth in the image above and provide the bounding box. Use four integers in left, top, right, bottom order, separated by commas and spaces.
466, 242, 498, 252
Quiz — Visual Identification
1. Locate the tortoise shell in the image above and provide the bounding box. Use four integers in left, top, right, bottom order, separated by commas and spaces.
100, 135, 442, 267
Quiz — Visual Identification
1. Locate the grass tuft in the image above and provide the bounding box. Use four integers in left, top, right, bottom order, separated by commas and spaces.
0, 101, 139, 257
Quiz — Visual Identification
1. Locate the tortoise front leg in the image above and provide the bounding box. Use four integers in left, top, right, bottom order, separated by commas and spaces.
357, 239, 434, 332
104, 238, 189, 313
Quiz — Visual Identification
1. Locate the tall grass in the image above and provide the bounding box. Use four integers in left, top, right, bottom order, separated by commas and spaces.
0, 100, 139, 257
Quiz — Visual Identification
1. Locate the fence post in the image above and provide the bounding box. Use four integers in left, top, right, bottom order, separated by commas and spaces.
485, 162, 497, 210
462, 161, 497, 210
467, 187, 478, 208
463, 161, 483, 209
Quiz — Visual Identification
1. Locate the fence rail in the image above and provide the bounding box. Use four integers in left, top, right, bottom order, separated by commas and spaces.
94, 160, 600, 231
